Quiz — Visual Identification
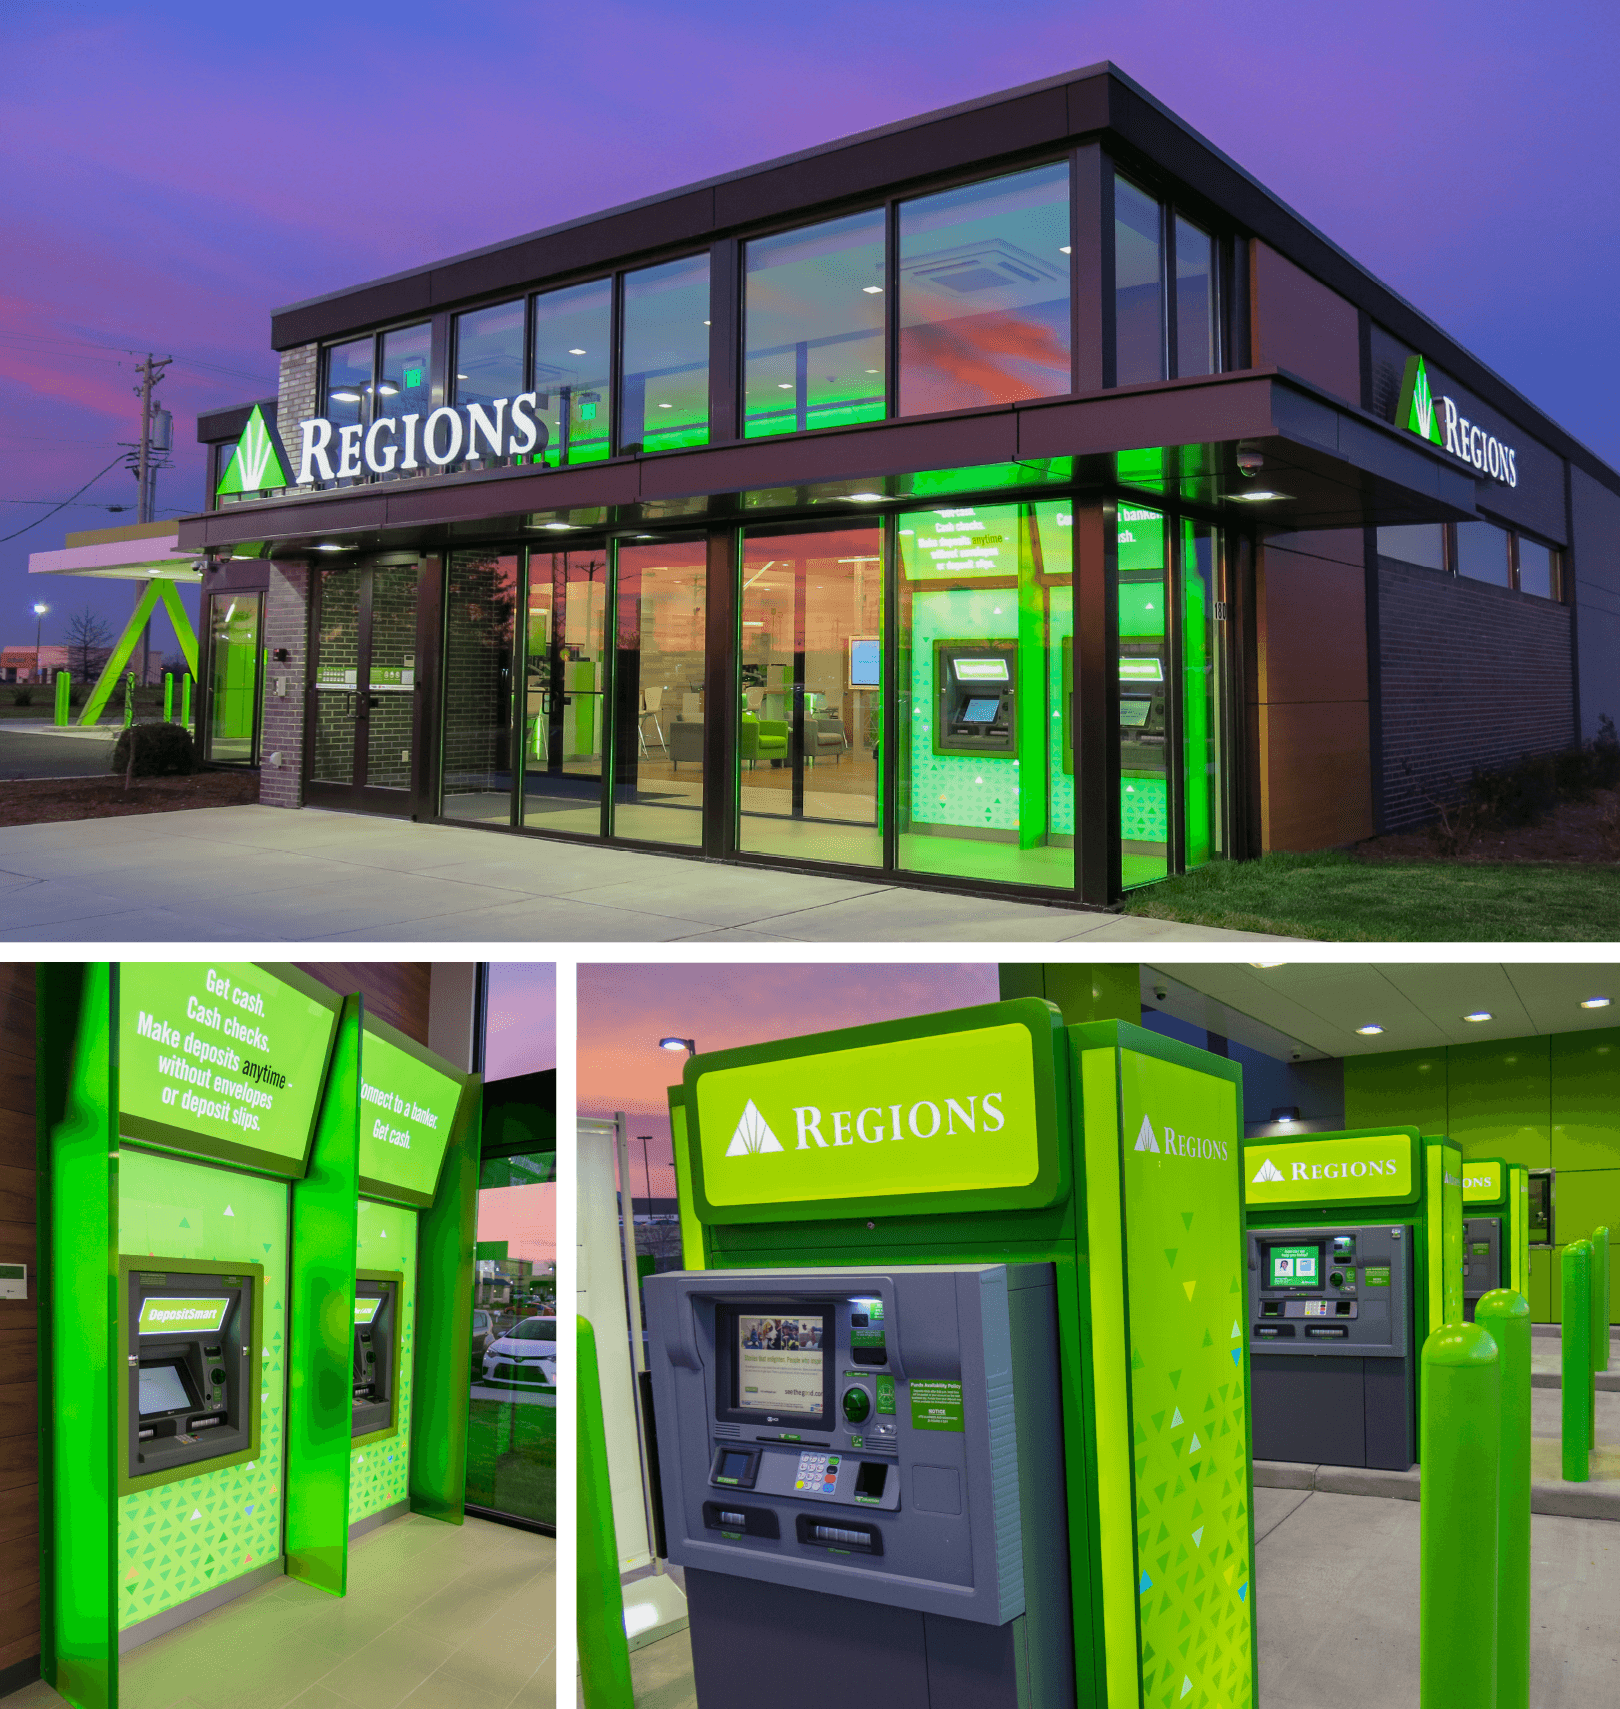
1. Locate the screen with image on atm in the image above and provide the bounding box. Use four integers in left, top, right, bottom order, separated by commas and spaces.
1120, 698, 1153, 728
138, 1363, 194, 1418
737, 1312, 827, 1416
961, 697, 1000, 723
954, 657, 1009, 683
354, 1297, 383, 1326
1268, 1244, 1322, 1288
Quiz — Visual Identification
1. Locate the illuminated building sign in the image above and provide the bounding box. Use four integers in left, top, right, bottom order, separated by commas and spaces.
295, 396, 551, 484
1398, 355, 1518, 488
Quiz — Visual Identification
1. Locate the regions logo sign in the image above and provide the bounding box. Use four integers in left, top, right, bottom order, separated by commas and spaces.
1243, 1131, 1417, 1207
1462, 1160, 1505, 1205
1132, 1113, 1229, 1160
217, 405, 292, 497
1397, 354, 1519, 488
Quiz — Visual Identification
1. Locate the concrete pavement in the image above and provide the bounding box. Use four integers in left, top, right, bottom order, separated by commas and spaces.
0, 804, 1290, 943
0, 723, 120, 779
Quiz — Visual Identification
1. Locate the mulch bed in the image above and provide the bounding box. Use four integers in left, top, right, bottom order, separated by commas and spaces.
0, 769, 261, 828
1354, 787, 1620, 865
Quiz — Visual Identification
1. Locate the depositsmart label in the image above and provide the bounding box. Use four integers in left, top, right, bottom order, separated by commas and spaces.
909, 1379, 964, 1432
138, 1297, 230, 1335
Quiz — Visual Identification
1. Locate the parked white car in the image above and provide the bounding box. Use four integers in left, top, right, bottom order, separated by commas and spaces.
482, 1316, 557, 1389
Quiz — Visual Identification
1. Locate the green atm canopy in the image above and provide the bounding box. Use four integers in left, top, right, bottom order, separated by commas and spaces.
682, 998, 1068, 1224
119, 962, 343, 1176
358, 1015, 472, 1207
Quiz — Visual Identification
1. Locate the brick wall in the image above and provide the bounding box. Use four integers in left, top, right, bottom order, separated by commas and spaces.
1379, 556, 1575, 828
278, 345, 317, 479
260, 561, 310, 807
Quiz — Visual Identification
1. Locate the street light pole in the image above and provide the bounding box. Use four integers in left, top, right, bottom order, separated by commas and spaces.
131, 353, 172, 689
32, 603, 47, 681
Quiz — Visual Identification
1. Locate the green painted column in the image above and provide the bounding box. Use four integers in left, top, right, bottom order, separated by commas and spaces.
1562, 1241, 1593, 1482
578, 1316, 634, 1709
1014, 507, 1048, 852
38, 964, 118, 1709
1476, 1290, 1530, 1709
1592, 1225, 1610, 1371
998, 962, 1141, 1025
1420, 1320, 1500, 1708
54, 670, 71, 725
286, 993, 361, 1593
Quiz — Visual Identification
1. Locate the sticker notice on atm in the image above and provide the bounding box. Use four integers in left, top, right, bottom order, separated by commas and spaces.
909, 1379, 964, 1432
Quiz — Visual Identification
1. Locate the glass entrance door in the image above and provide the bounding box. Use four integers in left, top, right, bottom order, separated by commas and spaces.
309, 561, 421, 813
521, 547, 609, 835
204, 592, 262, 764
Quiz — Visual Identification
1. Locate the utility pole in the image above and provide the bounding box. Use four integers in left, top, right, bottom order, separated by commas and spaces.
129, 352, 173, 686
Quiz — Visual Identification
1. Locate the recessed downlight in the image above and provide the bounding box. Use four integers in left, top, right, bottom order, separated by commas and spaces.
849, 492, 884, 502
1463, 1011, 1493, 1023
1581, 996, 1612, 1010
1356, 1024, 1385, 1036
1250, 962, 1287, 970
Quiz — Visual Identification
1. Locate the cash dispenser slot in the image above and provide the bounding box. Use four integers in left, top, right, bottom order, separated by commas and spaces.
703, 1500, 779, 1539
797, 1513, 883, 1555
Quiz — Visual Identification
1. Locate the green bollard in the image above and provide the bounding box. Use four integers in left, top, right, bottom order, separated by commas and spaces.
1593, 1226, 1610, 1374
578, 1315, 634, 1709
1562, 1241, 1593, 1482
1421, 1320, 1500, 1709
1477, 1290, 1531, 1709
181, 673, 192, 729
54, 671, 70, 726
163, 673, 173, 722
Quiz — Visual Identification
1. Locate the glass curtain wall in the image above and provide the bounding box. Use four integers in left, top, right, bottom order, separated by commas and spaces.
1118, 503, 1169, 885
612, 538, 708, 845
898, 164, 1071, 415
205, 592, 261, 763
896, 500, 1074, 888
744, 210, 886, 437
621, 256, 710, 455
1175, 217, 1217, 378
736, 525, 883, 866
533, 280, 613, 466
453, 301, 525, 470
1114, 179, 1164, 386
522, 547, 609, 836
441, 551, 518, 822
324, 338, 372, 487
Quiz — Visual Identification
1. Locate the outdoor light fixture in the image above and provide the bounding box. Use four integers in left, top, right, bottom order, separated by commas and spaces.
849, 492, 883, 502
658, 1036, 697, 1056
312, 543, 350, 552
1581, 997, 1612, 1009
1231, 490, 1288, 502
1356, 1024, 1385, 1036
1463, 1011, 1493, 1023
1271, 1107, 1301, 1124
543, 522, 571, 531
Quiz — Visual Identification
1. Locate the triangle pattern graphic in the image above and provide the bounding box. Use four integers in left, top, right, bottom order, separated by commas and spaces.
217, 405, 291, 496
1134, 1115, 1160, 1154
1251, 1158, 1284, 1184
726, 1099, 783, 1157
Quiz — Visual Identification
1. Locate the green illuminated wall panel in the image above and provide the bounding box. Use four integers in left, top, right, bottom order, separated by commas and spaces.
1444, 1038, 1550, 1168
1342, 1048, 1449, 1135
349, 1203, 417, 1523
1554, 1171, 1620, 1322
116, 1153, 288, 1628
1550, 1028, 1620, 1171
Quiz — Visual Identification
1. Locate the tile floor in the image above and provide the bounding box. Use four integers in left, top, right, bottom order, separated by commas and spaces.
7, 1514, 553, 1709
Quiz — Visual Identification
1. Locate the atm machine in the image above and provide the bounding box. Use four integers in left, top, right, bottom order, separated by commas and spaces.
931, 640, 1017, 756
353, 1273, 402, 1439
645, 1263, 1073, 1709
1247, 1225, 1415, 1470
122, 1260, 261, 1491
1460, 1157, 1514, 1320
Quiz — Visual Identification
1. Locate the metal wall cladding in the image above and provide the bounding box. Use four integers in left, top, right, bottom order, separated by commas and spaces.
1369, 322, 1567, 544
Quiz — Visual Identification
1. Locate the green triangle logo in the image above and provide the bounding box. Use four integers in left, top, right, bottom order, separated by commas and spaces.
217, 405, 291, 496
1397, 355, 1444, 446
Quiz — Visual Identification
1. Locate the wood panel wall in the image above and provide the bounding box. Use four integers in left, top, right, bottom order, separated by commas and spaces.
0, 963, 38, 1675
294, 963, 432, 1046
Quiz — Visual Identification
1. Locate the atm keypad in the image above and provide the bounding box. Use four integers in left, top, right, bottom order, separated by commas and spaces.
793, 1450, 840, 1494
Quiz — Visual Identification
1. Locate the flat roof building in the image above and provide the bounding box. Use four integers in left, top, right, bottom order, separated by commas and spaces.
177, 62, 1620, 906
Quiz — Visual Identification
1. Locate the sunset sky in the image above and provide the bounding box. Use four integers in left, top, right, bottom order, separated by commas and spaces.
7, 2, 1616, 656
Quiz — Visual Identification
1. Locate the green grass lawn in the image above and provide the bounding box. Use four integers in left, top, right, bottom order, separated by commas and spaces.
467, 1396, 555, 1526
1122, 851, 1620, 942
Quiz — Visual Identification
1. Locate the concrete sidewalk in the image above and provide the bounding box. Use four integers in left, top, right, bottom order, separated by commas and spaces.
0, 804, 1290, 944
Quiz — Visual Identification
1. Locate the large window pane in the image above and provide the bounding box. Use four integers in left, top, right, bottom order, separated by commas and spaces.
621, 256, 710, 455
522, 549, 609, 835
374, 322, 433, 479
533, 280, 613, 467
441, 550, 517, 823
736, 526, 883, 866
454, 300, 525, 468
1115, 178, 1164, 386
612, 538, 707, 844
898, 164, 1071, 416
1377, 525, 1446, 571
1456, 520, 1511, 586
1119, 504, 1168, 886
1182, 520, 1224, 869
744, 210, 886, 438
324, 337, 372, 427
897, 501, 1074, 889
205, 592, 260, 764
1175, 216, 1215, 379
1517, 536, 1554, 599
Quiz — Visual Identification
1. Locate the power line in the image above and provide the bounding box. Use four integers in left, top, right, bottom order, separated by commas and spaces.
0, 455, 128, 544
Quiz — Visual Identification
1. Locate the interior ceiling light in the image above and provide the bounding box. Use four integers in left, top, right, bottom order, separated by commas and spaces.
658, 402, 673, 408
1581, 996, 1612, 1009
330, 388, 362, 402
1059, 245, 1072, 254
1463, 1011, 1493, 1023
1231, 490, 1288, 502
862, 285, 883, 294
568, 347, 587, 355
313, 542, 350, 552
1249, 961, 1287, 970
374, 381, 399, 395
778, 383, 793, 389
544, 522, 571, 531
849, 492, 883, 502
1356, 1024, 1385, 1036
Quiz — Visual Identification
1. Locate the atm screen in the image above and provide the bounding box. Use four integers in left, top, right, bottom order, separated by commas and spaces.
139, 1363, 193, 1417
954, 657, 1009, 683
1120, 698, 1153, 728
715, 1448, 755, 1483
354, 1297, 383, 1326
848, 636, 880, 688
1268, 1244, 1322, 1288
737, 1313, 826, 1416
961, 697, 1001, 723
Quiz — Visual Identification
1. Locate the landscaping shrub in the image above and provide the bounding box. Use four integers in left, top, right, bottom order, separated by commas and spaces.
1463, 718, 1620, 828
111, 721, 197, 777
11, 687, 32, 706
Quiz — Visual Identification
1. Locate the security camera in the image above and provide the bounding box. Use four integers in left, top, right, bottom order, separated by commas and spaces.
1153, 985, 1168, 1002
1235, 442, 1264, 478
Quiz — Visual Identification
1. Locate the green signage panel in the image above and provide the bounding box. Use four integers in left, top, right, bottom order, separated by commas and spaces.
119, 962, 342, 1176
683, 999, 1067, 1225
358, 1017, 468, 1207
908, 1379, 964, 1432
1243, 1129, 1420, 1208
354, 1296, 382, 1326
1462, 1158, 1506, 1206
136, 1296, 230, 1335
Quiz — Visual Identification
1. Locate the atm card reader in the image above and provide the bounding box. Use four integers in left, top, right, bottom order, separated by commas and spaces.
933, 641, 1016, 756
123, 1259, 260, 1490
353, 1272, 401, 1439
